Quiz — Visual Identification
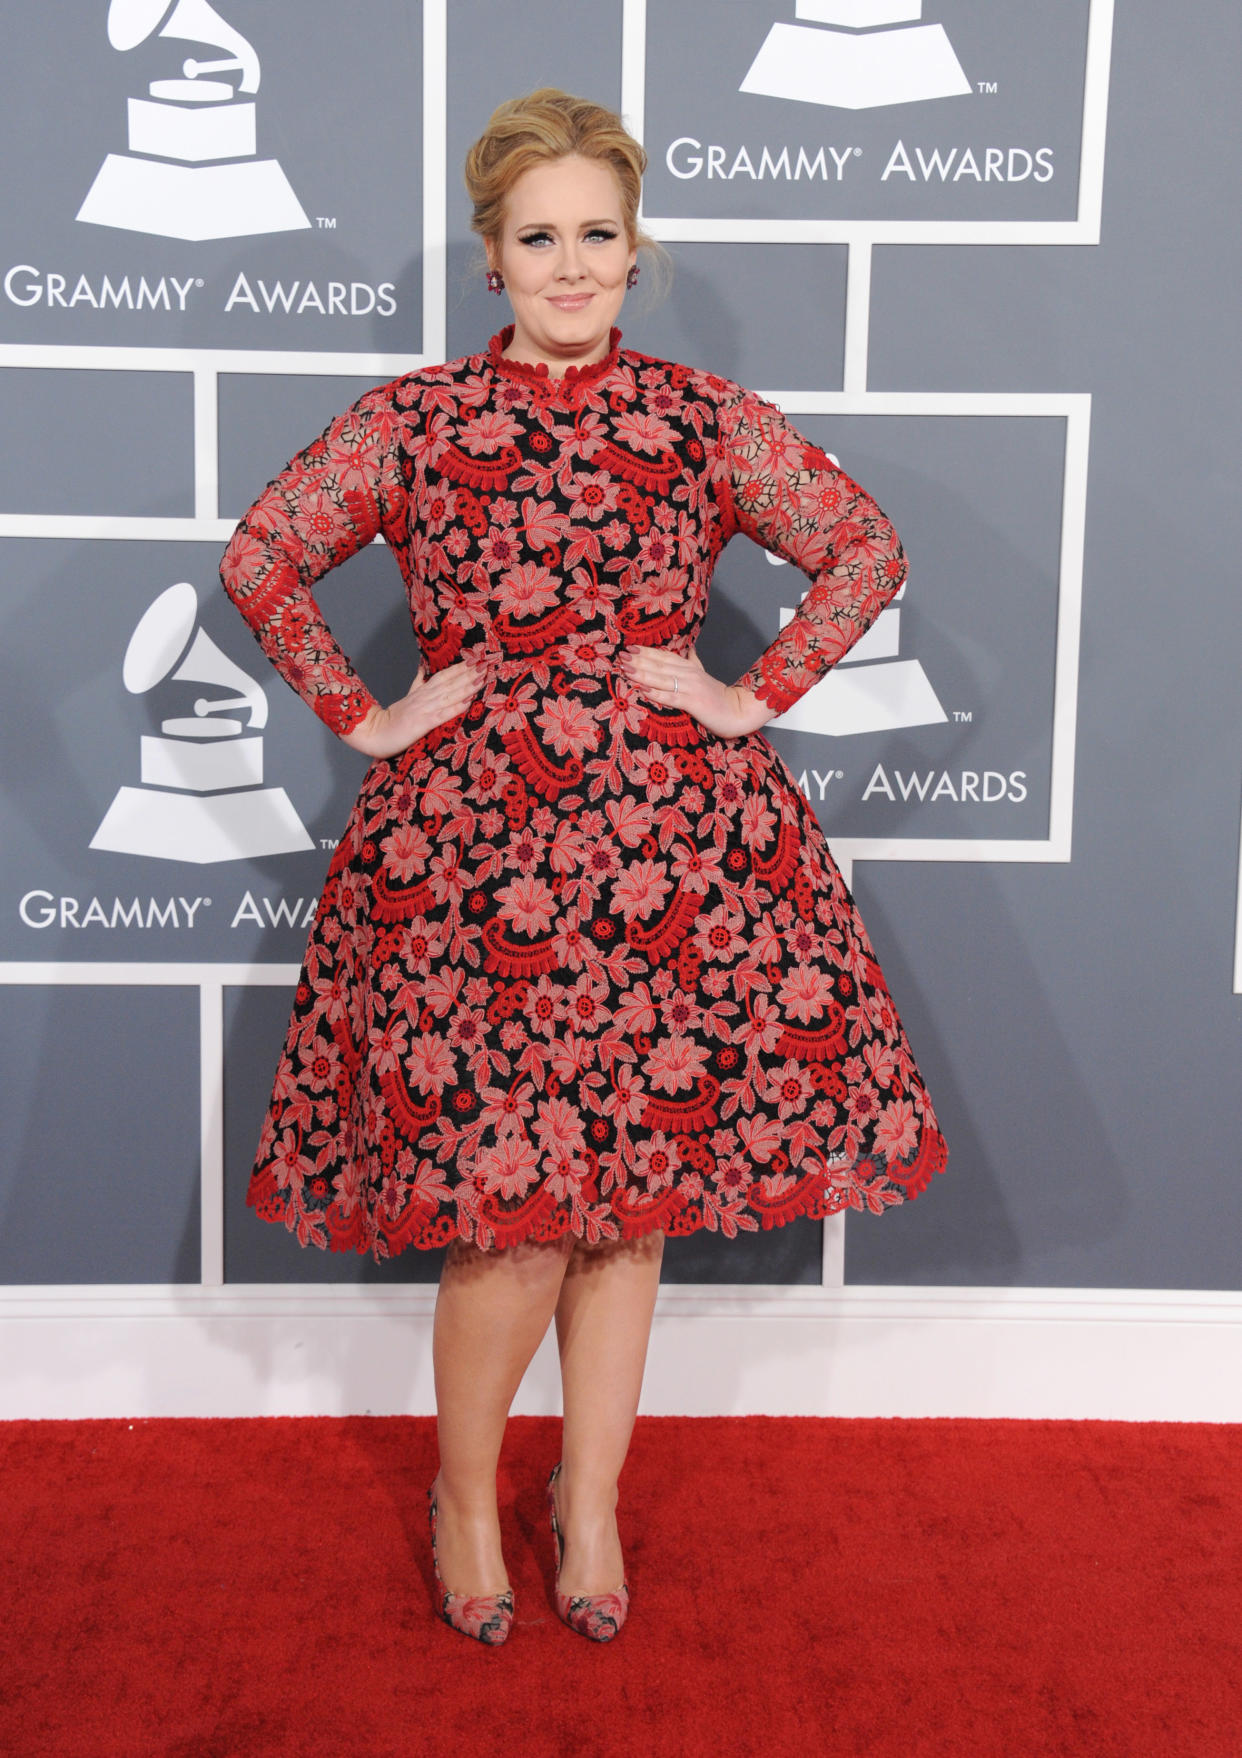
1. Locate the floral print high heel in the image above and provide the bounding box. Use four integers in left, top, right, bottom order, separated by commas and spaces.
427, 1484, 515, 1645
546, 1463, 630, 1643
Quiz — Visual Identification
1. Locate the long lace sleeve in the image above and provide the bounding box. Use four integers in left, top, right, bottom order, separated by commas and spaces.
219, 388, 409, 736
715, 384, 908, 715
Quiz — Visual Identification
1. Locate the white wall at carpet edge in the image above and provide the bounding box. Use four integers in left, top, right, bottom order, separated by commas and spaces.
1, 1287, 1239, 1423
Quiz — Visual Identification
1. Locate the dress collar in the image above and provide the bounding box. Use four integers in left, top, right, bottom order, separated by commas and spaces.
486, 326, 622, 395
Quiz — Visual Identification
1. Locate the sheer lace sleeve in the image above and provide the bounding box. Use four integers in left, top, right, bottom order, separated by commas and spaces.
219, 388, 409, 736
715, 384, 908, 716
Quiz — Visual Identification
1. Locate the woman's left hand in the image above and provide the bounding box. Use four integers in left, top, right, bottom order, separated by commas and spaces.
619, 645, 773, 739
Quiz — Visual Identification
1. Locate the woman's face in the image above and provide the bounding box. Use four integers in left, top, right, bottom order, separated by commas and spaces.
487, 154, 636, 370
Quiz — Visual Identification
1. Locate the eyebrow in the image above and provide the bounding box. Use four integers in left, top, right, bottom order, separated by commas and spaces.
515, 218, 620, 229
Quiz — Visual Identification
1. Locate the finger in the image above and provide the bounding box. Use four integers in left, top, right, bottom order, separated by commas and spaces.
426, 661, 480, 690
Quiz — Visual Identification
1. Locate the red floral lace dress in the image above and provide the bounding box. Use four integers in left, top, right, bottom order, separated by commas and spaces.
220, 327, 947, 1256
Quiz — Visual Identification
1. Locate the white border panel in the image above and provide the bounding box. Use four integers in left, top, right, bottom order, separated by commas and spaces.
0, 1, 446, 375
1234, 798, 1242, 994
623, 0, 1115, 246
764, 391, 1087, 865
0, 0, 445, 549
1, 1285, 1237, 1422
199, 982, 225, 1288
421, 0, 448, 364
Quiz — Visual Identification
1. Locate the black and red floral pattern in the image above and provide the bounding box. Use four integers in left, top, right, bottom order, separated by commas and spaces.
220, 328, 946, 1256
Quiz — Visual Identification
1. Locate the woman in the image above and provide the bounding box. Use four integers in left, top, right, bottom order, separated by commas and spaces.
220, 89, 947, 1647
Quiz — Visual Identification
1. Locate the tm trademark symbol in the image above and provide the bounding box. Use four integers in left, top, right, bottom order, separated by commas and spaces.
320, 837, 339, 850
316, 216, 338, 229
953, 710, 974, 724
977, 80, 999, 94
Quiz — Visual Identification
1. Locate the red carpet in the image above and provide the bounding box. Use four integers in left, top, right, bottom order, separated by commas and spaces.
2, 1416, 1239, 1757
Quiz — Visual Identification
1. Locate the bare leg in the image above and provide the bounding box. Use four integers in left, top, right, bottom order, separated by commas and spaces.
431, 1234, 573, 1593
552, 1231, 665, 1595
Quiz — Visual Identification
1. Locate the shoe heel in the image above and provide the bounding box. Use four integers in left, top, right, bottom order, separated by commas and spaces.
427, 1484, 515, 1646
546, 1463, 630, 1643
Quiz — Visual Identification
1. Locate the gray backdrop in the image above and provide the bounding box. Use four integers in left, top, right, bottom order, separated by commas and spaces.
2, 0, 1239, 1293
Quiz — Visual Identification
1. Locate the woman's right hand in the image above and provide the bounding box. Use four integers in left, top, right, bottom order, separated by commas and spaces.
341, 659, 488, 759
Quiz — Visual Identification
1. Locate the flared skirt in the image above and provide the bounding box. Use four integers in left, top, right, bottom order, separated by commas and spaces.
246, 657, 947, 1255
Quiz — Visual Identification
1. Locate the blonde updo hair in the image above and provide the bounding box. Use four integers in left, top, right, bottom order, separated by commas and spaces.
464, 88, 666, 285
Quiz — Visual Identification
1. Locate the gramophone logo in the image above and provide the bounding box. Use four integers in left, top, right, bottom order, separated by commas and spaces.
91, 582, 314, 864
76, 0, 311, 241
741, 0, 972, 110
770, 579, 947, 736
767, 451, 946, 736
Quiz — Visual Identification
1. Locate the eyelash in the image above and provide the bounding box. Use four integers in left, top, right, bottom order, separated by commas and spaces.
517, 228, 619, 248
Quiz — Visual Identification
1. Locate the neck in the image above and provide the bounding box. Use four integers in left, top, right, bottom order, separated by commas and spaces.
502, 325, 615, 378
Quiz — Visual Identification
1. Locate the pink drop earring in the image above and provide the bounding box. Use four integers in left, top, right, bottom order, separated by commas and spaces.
486, 269, 505, 295
626, 263, 640, 289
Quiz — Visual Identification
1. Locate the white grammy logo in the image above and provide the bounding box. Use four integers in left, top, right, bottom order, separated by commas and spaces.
91, 582, 314, 864
771, 577, 948, 735
765, 445, 947, 735
740, 0, 971, 111
76, 0, 311, 241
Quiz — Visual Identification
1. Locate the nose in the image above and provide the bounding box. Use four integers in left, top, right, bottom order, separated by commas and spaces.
557, 239, 587, 281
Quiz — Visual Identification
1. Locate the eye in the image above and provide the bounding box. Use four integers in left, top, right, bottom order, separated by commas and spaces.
517, 230, 554, 248
585, 227, 619, 244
